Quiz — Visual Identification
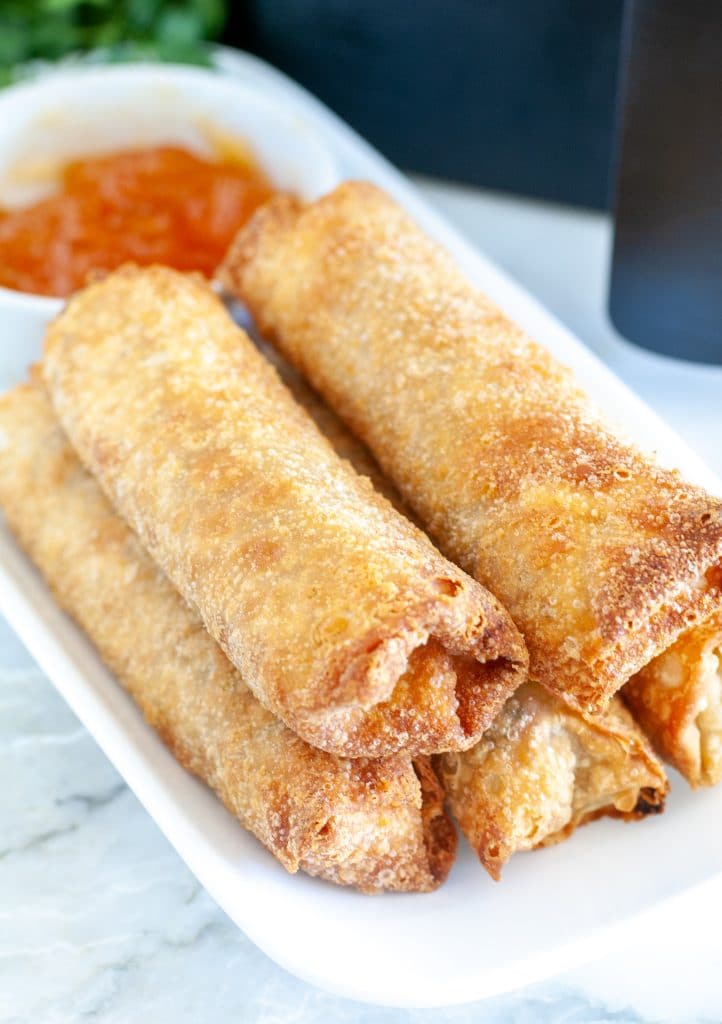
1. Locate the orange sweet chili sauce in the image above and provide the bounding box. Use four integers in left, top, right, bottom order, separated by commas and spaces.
0, 145, 276, 297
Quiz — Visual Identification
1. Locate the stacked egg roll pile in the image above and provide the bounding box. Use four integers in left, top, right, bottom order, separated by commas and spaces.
0, 381, 455, 892
6, 176, 718, 889
1, 263, 529, 893
221, 181, 722, 859
269, 347, 668, 877
41, 267, 527, 761
0, 258, 669, 888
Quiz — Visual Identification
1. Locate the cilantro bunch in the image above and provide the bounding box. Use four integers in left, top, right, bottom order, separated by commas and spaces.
0, 0, 229, 84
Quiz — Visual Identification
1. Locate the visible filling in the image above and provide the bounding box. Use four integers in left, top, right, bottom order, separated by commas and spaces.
437, 684, 665, 879
551, 703, 663, 835
696, 645, 722, 778
623, 620, 722, 786
314, 642, 517, 757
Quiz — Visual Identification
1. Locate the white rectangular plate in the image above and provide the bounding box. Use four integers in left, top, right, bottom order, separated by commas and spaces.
1, 47, 722, 1010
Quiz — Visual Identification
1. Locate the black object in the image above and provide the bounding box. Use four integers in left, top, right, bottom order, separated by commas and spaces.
609, 0, 722, 363
232, 0, 624, 209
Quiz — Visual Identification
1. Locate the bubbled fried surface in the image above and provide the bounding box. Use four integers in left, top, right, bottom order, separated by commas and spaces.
255, 337, 410, 516
0, 381, 454, 893
222, 182, 722, 713
435, 682, 668, 880
260, 342, 669, 875
42, 265, 526, 758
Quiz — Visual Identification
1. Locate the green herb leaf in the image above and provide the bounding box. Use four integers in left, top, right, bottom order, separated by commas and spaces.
0, 0, 229, 82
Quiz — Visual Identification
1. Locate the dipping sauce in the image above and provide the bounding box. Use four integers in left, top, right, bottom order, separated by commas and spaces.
0, 145, 276, 297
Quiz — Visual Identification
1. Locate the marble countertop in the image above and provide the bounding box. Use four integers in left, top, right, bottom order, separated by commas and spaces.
3, 180, 722, 1024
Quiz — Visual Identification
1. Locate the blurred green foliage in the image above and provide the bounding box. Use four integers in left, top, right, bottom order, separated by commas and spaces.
0, 0, 229, 84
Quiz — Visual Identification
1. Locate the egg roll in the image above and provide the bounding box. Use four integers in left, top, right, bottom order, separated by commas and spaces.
624, 615, 722, 787
435, 682, 667, 879
42, 265, 527, 759
253, 334, 413, 516
0, 380, 456, 892
221, 182, 722, 715
263, 345, 669, 875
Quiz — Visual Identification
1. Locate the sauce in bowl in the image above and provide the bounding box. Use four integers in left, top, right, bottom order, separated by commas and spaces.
0, 145, 276, 297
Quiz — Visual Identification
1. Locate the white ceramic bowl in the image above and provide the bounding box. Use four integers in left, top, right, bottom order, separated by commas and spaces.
0, 63, 339, 376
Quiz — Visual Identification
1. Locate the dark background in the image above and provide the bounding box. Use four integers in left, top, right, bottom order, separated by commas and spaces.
230, 0, 722, 360
227, 0, 626, 210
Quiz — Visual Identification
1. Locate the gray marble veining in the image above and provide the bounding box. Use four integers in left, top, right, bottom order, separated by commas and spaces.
3, 613, 722, 1024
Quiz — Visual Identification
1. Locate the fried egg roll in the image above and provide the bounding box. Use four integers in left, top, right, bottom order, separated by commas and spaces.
266, 347, 669, 875
0, 381, 456, 892
254, 335, 412, 516
624, 615, 722, 787
435, 682, 667, 879
42, 265, 527, 759
221, 182, 722, 715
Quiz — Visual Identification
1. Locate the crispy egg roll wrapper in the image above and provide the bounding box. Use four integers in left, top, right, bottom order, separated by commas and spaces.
624, 615, 722, 787
42, 265, 527, 759
435, 682, 667, 879
0, 381, 456, 892
265, 349, 669, 874
284, 344, 713, 796
222, 182, 722, 715
254, 335, 414, 516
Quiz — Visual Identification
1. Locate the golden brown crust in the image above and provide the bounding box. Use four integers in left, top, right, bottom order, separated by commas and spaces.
254, 355, 668, 879
624, 614, 722, 787
434, 682, 668, 879
0, 381, 455, 892
42, 265, 527, 757
255, 336, 411, 516
221, 182, 722, 713
413, 756, 458, 886
311, 421, 670, 884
